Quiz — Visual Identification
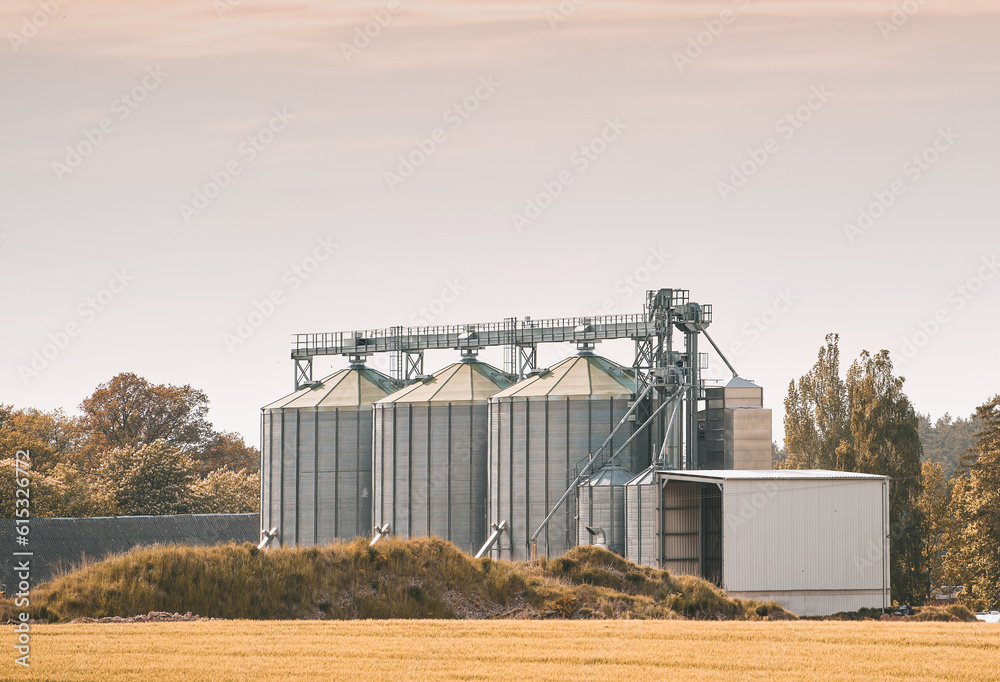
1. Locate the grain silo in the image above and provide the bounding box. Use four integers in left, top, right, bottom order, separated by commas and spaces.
261, 362, 398, 547
488, 349, 650, 561
577, 463, 631, 555
372, 353, 511, 554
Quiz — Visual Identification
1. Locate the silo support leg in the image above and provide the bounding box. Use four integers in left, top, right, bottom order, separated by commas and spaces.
294, 359, 312, 390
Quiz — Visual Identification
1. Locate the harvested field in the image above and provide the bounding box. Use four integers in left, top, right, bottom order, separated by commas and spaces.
8, 620, 998, 681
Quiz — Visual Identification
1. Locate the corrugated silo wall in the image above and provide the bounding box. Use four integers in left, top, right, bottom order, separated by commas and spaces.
577, 484, 626, 555
373, 402, 488, 555
489, 396, 638, 561
624, 478, 659, 567
262, 407, 374, 548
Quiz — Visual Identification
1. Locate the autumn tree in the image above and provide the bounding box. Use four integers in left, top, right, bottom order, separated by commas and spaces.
189, 469, 260, 514
77, 373, 213, 466
94, 440, 199, 516
0, 406, 84, 474
782, 337, 926, 604
917, 461, 953, 594
196, 431, 260, 475
781, 334, 849, 469
917, 413, 978, 477
957, 395, 1000, 609
77, 373, 256, 474
0, 459, 71, 517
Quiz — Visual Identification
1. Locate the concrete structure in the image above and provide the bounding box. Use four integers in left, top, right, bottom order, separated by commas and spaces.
373, 355, 511, 554
261, 363, 397, 547
625, 469, 890, 617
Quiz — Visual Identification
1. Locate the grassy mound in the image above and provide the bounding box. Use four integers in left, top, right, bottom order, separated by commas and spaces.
1, 538, 794, 623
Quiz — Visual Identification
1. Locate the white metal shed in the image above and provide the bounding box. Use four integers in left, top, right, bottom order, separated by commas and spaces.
625, 469, 890, 617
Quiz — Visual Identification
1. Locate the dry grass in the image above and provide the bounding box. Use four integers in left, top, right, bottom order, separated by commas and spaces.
2, 539, 790, 623
7, 619, 998, 681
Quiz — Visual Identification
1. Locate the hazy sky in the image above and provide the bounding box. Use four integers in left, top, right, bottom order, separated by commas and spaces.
2, 0, 998, 447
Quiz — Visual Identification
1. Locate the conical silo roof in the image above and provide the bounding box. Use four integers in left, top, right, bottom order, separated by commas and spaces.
491, 352, 635, 399
587, 463, 633, 487
376, 358, 511, 404
262, 365, 398, 411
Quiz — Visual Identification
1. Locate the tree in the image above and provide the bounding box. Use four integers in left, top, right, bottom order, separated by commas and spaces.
917, 461, 952, 594
0, 459, 71, 518
781, 334, 848, 469
94, 440, 198, 516
195, 431, 260, 475
917, 412, 978, 477
771, 441, 789, 468
78, 373, 213, 466
77, 373, 257, 474
189, 469, 261, 514
959, 395, 1000, 609
937, 472, 973, 600
782, 337, 927, 604
0, 406, 84, 474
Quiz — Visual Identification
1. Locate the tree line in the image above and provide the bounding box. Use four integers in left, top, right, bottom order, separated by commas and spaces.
0, 373, 259, 518
779, 334, 999, 611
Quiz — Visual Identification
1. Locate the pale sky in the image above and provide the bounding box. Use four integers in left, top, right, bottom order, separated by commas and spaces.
2, 0, 998, 447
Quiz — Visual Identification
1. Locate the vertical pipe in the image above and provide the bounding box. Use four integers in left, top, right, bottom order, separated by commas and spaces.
686, 331, 700, 470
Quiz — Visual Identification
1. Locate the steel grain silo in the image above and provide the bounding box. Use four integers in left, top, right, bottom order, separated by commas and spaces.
260, 363, 397, 547
577, 463, 631, 555
488, 351, 647, 561
372, 356, 511, 554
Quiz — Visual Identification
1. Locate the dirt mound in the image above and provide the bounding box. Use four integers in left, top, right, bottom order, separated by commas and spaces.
2, 538, 795, 623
